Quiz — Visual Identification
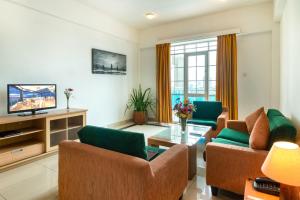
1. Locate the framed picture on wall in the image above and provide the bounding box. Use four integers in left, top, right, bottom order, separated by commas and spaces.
91, 48, 126, 75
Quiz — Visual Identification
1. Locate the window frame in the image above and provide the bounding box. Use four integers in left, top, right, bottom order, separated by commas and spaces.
184, 51, 209, 100
171, 38, 217, 103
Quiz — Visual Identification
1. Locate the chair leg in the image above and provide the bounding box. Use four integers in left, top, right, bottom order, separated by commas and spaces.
211, 186, 219, 196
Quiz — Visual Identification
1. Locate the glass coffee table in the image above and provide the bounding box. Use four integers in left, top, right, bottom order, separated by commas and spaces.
148, 124, 212, 180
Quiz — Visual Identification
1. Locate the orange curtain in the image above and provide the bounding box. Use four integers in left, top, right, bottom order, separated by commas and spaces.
216, 34, 238, 119
156, 43, 172, 123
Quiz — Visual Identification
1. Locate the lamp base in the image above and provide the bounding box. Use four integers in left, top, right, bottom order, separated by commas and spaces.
280, 184, 300, 200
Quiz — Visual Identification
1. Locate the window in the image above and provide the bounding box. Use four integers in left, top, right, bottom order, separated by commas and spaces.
171, 38, 217, 108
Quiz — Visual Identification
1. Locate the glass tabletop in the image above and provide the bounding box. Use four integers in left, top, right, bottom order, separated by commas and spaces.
149, 124, 211, 146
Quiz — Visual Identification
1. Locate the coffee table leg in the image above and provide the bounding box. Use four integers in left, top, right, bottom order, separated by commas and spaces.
188, 144, 197, 180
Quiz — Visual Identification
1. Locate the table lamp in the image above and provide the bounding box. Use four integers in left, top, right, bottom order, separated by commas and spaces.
261, 141, 300, 200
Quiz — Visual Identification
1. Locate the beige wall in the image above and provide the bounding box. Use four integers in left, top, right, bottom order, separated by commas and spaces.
139, 2, 280, 119
279, 0, 300, 142
237, 32, 272, 119
0, 0, 284, 125
0, 0, 139, 126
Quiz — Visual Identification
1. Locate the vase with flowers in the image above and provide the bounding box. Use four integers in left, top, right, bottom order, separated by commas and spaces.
173, 98, 195, 132
64, 88, 74, 109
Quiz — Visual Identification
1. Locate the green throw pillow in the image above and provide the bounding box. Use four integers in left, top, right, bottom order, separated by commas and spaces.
78, 126, 147, 160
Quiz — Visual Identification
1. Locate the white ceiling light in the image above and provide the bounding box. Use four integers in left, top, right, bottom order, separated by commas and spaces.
145, 12, 157, 20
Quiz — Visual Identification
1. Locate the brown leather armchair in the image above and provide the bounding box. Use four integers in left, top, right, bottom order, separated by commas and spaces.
59, 141, 188, 200
206, 120, 268, 195
206, 109, 298, 195
187, 101, 229, 142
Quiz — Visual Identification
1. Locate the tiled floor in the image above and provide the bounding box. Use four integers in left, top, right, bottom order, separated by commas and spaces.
0, 124, 241, 200
0, 156, 58, 200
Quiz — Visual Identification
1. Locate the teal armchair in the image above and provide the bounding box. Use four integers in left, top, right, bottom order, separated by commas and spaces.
187, 101, 228, 138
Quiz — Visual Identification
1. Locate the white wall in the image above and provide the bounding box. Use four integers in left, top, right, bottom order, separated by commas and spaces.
139, 2, 280, 119
0, 0, 283, 125
237, 32, 272, 118
139, 47, 156, 118
280, 0, 300, 140
0, 0, 139, 126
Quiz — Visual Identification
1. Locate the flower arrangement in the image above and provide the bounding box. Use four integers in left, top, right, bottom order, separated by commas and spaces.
173, 98, 196, 131
64, 88, 74, 109
173, 98, 195, 119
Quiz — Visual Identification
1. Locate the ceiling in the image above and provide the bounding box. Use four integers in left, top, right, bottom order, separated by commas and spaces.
76, 0, 272, 30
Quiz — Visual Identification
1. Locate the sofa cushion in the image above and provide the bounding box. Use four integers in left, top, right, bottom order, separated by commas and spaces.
267, 109, 284, 117
192, 101, 223, 121
187, 119, 217, 129
217, 128, 249, 144
245, 107, 264, 133
249, 112, 270, 150
78, 126, 147, 159
267, 109, 297, 149
145, 146, 166, 161
212, 138, 249, 147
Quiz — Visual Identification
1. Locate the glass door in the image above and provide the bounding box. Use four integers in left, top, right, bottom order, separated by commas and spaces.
170, 38, 217, 122
185, 52, 208, 102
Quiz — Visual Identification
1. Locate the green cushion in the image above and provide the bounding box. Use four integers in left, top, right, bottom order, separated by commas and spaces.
212, 138, 249, 147
187, 119, 217, 129
267, 109, 297, 149
145, 146, 166, 161
192, 101, 223, 121
78, 126, 147, 160
267, 109, 284, 118
217, 128, 250, 144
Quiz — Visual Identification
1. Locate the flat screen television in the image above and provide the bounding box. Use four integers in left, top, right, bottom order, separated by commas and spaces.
7, 84, 57, 115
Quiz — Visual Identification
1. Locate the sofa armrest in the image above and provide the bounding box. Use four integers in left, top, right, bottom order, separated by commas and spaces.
206, 142, 268, 194
209, 111, 229, 138
227, 120, 249, 133
222, 107, 229, 112
217, 111, 229, 128
149, 144, 188, 200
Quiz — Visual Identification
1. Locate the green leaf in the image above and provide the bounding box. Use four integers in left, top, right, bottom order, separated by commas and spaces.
125, 84, 155, 114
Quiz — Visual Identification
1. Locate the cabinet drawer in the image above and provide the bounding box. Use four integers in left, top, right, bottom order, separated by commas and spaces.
0, 152, 13, 167
11, 143, 44, 162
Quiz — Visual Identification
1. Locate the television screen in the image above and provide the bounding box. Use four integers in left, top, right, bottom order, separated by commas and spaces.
8, 84, 57, 114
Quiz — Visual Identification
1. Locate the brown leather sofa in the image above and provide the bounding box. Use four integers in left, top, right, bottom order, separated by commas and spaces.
206, 120, 268, 195
206, 108, 297, 195
206, 139, 268, 195
59, 141, 188, 200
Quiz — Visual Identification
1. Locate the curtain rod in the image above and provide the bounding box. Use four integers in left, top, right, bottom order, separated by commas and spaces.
140, 28, 271, 49
157, 28, 241, 44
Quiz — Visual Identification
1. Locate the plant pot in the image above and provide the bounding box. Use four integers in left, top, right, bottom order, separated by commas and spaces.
133, 111, 148, 125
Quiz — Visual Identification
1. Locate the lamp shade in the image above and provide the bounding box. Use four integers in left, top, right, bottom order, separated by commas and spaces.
261, 142, 300, 186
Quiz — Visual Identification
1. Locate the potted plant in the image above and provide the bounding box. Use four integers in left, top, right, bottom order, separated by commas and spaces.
125, 85, 155, 125
173, 98, 195, 132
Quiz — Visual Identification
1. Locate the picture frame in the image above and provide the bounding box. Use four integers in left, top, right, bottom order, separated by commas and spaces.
92, 48, 126, 75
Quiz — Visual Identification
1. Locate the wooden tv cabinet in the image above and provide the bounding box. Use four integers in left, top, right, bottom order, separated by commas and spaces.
0, 108, 87, 172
